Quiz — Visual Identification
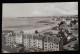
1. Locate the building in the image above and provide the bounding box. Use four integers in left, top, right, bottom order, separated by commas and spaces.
48, 36, 54, 51
15, 32, 23, 44
43, 35, 49, 51
26, 34, 33, 49
33, 34, 39, 49
67, 34, 77, 42
2, 32, 6, 44
43, 33, 63, 51
23, 34, 28, 49
37, 33, 45, 50
66, 21, 71, 26
54, 36, 63, 51
2, 30, 16, 46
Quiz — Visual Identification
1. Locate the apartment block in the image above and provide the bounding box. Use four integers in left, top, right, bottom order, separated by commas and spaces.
26, 34, 33, 49
33, 34, 39, 49
2, 30, 16, 46
37, 33, 45, 50
15, 33, 23, 44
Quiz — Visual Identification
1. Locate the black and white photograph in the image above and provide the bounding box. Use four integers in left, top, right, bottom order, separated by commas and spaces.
2, 2, 78, 53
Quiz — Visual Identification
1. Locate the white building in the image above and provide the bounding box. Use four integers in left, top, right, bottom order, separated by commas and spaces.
23, 34, 28, 49
15, 32, 23, 44
66, 21, 71, 25
26, 34, 33, 49
33, 34, 39, 49
2, 30, 16, 46
43, 34, 63, 51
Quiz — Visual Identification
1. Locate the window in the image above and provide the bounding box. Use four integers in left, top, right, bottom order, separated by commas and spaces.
50, 46, 51, 48
45, 44, 47, 46
34, 45, 35, 46
50, 43, 51, 45
45, 47, 47, 48
54, 46, 58, 48
45, 41, 47, 43
68, 45, 70, 47
56, 43, 58, 45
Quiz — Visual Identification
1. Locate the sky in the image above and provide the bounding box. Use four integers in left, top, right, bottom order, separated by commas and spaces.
2, 2, 78, 17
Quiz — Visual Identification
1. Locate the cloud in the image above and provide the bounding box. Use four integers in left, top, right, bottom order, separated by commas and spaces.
32, 11, 42, 16
2, 2, 78, 17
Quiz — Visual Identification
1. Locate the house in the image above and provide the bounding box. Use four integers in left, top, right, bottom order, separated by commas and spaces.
26, 34, 33, 49
23, 34, 28, 49
15, 32, 23, 44
43, 35, 49, 51
67, 35, 77, 42
2, 33, 6, 44
52, 35, 63, 51
66, 21, 71, 26
33, 34, 39, 49
2, 30, 16, 46
48, 36, 54, 51
38, 33, 45, 50
51, 30, 59, 35
43, 34, 63, 51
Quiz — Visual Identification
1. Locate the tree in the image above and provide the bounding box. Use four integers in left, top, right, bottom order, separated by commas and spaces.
74, 44, 79, 50
17, 44, 25, 53
70, 23, 72, 27
58, 31, 67, 45
58, 21, 65, 27
35, 30, 38, 34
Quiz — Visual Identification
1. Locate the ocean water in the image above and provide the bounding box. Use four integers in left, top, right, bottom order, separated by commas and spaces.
2, 17, 53, 31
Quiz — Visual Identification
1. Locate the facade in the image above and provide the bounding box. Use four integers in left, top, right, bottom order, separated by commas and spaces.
15, 33, 23, 44
23, 34, 28, 49
43, 33, 63, 51
2, 30, 16, 46
48, 36, 54, 51
37, 33, 45, 50
26, 34, 33, 49
33, 34, 39, 49
43, 35, 49, 51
